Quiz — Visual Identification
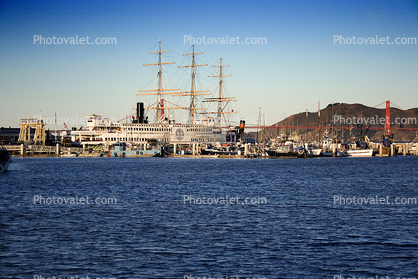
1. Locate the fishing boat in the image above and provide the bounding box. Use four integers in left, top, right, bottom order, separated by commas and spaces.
309, 148, 322, 157
344, 140, 374, 157
266, 145, 306, 158
0, 148, 12, 172
200, 144, 241, 156
345, 149, 373, 157
320, 150, 346, 157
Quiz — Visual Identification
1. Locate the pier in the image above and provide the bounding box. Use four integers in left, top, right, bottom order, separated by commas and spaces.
2, 141, 417, 158
2, 144, 83, 157
3, 144, 60, 156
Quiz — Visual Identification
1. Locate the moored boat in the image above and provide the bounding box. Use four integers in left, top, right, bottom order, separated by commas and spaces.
200, 144, 240, 156
309, 148, 322, 157
108, 142, 163, 157
345, 149, 373, 157
0, 148, 12, 172
266, 145, 305, 158
320, 151, 346, 157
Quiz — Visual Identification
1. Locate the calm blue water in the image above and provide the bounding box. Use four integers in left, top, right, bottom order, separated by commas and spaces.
1, 156, 418, 279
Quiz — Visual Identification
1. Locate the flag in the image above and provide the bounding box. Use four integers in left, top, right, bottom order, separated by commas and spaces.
64, 123, 68, 129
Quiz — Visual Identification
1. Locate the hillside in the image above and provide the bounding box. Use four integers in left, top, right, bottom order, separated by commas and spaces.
261, 103, 418, 142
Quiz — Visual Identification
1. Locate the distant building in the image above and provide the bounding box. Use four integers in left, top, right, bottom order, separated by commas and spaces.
0, 127, 53, 145
0, 127, 32, 144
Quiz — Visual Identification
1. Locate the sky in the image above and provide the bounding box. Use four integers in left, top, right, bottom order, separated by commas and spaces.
0, 0, 417, 129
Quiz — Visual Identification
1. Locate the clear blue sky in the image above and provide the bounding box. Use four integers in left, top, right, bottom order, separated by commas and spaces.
0, 0, 417, 128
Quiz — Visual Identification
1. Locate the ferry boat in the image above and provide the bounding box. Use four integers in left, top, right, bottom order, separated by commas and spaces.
70, 109, 224, 147
70, 40, 236, 150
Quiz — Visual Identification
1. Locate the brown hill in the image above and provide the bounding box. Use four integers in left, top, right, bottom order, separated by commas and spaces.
263, 103, 418, 142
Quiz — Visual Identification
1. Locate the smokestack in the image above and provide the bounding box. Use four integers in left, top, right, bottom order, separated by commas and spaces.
239, 120, 245, 136
136, 102, 145, 123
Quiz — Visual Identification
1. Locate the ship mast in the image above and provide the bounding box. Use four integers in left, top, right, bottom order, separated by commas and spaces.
175, 45, 210, 124
136, 39, 181, 123
204, 56, 237, 127
317, 100, 321, 143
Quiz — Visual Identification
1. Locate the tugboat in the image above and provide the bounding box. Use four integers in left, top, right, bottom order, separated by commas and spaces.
0, 148, 12, 172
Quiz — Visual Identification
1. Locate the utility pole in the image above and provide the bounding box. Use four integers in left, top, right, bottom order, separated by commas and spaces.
305, 109, 308, 143
317, 101, 321, 143
54, 111, 57, 143
257, 107, 261, 143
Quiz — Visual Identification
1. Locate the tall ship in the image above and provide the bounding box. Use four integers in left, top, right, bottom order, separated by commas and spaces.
69, 40, 238, 155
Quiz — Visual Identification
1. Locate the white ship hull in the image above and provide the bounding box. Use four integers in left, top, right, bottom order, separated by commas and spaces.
70, 116, 226, 146
345, 149, 373, 157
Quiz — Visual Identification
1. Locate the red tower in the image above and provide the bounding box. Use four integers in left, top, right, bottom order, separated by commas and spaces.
160, 99, 164, 121
385, 100, 390, 136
